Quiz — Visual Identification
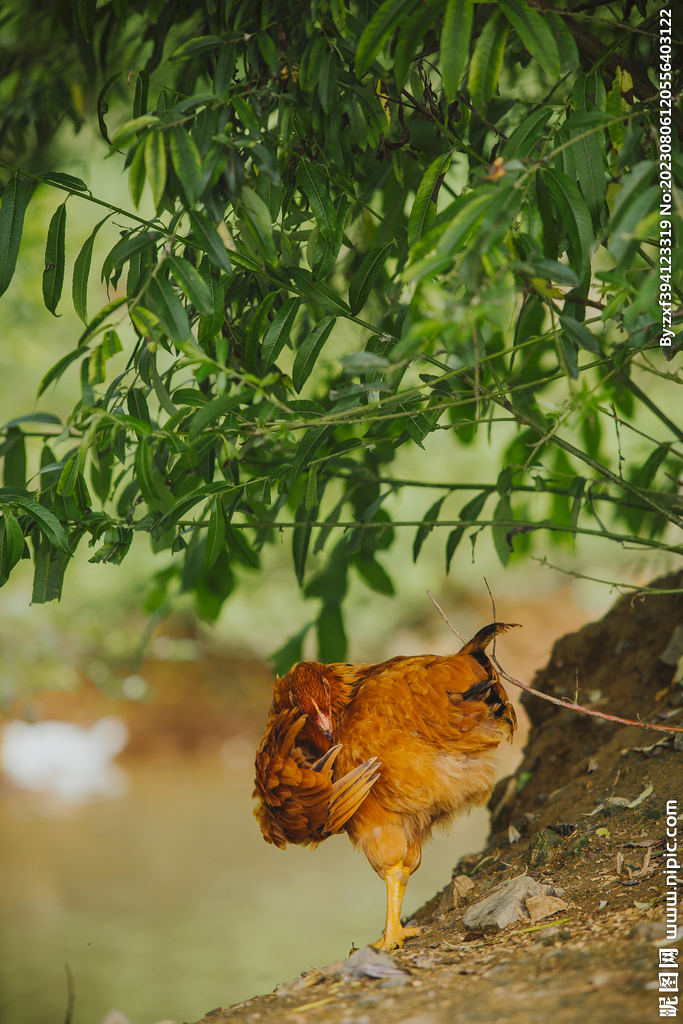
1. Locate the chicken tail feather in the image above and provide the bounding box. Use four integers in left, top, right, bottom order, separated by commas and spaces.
324, 757, 381, 836
457, 621, 521, 655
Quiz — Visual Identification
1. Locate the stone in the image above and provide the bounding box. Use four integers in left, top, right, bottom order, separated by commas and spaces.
437, 873, 474, 913
462, 874, 556, 932
526, 893, 568, 924
629, 920, 668, 941
661, 625, 683, 665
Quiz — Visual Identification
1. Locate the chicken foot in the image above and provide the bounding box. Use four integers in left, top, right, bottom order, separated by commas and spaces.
372, 861, 422, 951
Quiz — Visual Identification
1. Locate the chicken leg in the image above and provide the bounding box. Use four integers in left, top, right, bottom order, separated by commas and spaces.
372, 861, 422, 950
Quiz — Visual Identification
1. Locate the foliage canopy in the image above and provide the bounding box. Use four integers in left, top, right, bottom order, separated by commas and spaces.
0, 0, 681, 666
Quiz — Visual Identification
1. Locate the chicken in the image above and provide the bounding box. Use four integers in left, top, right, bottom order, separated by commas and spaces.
253, 622, 518, 950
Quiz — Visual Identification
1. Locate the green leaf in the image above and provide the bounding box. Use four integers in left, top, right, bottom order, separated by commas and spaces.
0, 502, 24, 574
468, 12, 509, 115
291, 425, 336, 479
72, 215, 110, 324
408, 154, 450, 248
292, 315, 336, 393
447, 490, 489, 571
56, 454, 79, 497
42, 202, 67, 315
205, 497, 226, 568
145, 130, 167, 211
502, 107, 552, 159
441, 0, 474, 102
36, 171, 88, 192
110, 115, 159, 149
349, 242, 393, 315
135, 436, 160, 502
225, 523, 259, 568
31, 542, 70, 603
244, 290, 277, 372
539, 168, 593, 276
129, 138, 147, 207
492, 495, 512, 567
497, 0, 561, 79
190, 211, 233, 274
37, 348, 83, 396
0, 491, 71, 554
560, 315, 601, 354
96, 71, 123, 144
170, 127, 203, 206
292, 503, 312, 586
168, 254, 213, 315
102, 230, 160, 284
0, 174, 27, 299
262, 297, 300, 369
316, 603, 347, 662
232, 95, 261, 136
145, 275, 192, 344
353, 552, 395, 595
2, 427, 26, 488
569, 476, 585, 533
413, 496, 446, 562
355, 0, 419, 78
299, 34, 327, 93
127, 386, 150, 424
298, 159, 337, 243
189, 393, 242, 438
565, 114, 606, 220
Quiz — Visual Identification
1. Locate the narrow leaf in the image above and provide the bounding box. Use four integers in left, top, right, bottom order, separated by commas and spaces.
355, 0, 419, 78
0, 492, 71, 553
0, 174, 27, 299
170, 127, 203, 206
145, 275, 192, 343
349, 242, 393, 315
539, 168, 593, 276
205, 497, 226, 568
144, 130, 167, 211
413, 496, 446, 562
262, 297, 300, 369
441, 0, 474, 102
292, 316, 336, 393
190, 211, 233, 274
0, 502, 24, 573
72, 215, 110, 324
297, 160, 337, 242
168, 254, 213, 314
408, 155, 450, 248
497, 0, 561, 79
42, 202, 67, 315
468, 12, 509, 115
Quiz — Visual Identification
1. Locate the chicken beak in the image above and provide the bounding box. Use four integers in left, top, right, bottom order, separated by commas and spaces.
317, 712, 333, 741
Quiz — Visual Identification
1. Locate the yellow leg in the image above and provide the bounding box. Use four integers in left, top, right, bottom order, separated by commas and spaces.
371, 861, 422, 951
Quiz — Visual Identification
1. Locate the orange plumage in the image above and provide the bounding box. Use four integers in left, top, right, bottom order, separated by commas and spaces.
253, 622, 518, 949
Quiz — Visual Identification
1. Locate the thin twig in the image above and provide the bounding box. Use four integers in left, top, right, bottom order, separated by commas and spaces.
63, 964, 75, 1024
482, 577, 497, 661
426, 590, 467, 645
489, 652, 683, 736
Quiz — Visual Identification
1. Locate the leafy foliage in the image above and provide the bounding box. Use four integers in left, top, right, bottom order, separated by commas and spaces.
0, 0, 681, 663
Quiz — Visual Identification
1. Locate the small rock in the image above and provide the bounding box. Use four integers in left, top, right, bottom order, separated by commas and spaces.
340, 946, 409, 980
462, 874, 553, 932
674, 733, 683, 752
526, 893, 568, 924
508, 824, 521, 844
629, 920, 667, 942
438, 874, 474, 913
564, 833, 590, 862
525, 828, 565, 867
661, 625, 683, 665
587, 757, 600, 773
378, 974, 412, 989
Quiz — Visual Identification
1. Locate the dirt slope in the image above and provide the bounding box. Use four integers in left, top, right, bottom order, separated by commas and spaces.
188, 572, 683, 1024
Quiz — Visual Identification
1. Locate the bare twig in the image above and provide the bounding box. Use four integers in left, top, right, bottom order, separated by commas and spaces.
429, 585, 683, 735
489, 652, 683, 736
426, 590, 467, 645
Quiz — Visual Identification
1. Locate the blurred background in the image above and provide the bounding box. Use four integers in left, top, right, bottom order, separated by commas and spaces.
1, 118, 679, 1024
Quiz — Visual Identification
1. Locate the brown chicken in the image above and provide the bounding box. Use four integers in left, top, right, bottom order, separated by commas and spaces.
253, 622, 518, 950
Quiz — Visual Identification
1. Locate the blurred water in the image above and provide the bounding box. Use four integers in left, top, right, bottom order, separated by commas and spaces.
0, 749, 492, 1024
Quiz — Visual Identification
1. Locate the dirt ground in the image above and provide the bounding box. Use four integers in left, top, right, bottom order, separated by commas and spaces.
187, 571, 683, 1024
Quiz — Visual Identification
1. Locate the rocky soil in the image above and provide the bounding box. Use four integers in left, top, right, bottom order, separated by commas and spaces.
188, 571, 683, 1024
